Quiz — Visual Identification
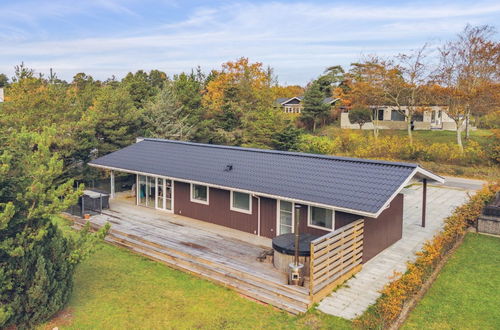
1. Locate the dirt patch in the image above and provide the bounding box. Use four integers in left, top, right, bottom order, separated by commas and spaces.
180, 241, 208, 250
43, 308, 74, 329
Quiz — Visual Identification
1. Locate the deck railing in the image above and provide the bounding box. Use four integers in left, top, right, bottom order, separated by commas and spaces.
309, 219, 364, 302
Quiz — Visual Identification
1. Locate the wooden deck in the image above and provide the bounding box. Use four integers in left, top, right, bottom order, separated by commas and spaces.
70, 198, 311, 314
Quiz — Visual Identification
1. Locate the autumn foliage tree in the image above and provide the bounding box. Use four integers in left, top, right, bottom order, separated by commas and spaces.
200, 58, 291, 148
202, 57, 274, 116
433, 25, 500, 151
345, 59, 386, 138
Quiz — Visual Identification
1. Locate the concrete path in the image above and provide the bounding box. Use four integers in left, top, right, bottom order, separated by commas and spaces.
318, 184, 471, 319
439, 176, 487, 191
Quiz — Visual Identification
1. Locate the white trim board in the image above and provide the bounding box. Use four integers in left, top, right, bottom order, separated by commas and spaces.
230, 190, 253, 214
190, 183, 210, 205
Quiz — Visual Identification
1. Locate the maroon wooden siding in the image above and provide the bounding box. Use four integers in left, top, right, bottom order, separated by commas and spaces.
362, 193, 404, 262
259, 197, 277, 238
173, 180, 403, 263
174, 181, 259, 235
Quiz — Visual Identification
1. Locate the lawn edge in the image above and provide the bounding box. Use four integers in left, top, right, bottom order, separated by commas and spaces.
388, 230, 468, 330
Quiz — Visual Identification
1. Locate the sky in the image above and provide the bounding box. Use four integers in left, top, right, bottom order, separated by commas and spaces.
1, 0, 499, 85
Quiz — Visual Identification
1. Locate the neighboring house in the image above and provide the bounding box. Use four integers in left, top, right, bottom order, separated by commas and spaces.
89, 138, 443, 263
341, 105, 468, 131
275, 96, 339, 114
0, 88, 4, 103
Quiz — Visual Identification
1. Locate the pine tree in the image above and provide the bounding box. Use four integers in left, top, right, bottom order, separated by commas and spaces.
143, 86, 195, 140
301, 81, 330, 132
84, 86, 143, 156
0, 128, 108, 328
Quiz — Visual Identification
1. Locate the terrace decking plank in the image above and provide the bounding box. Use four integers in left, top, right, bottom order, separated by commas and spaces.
74, 198, 312, 307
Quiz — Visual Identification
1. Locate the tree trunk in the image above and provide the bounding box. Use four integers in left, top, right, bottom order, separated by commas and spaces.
407, 118, 413, 145
456, 124, 464, 152
312, 121, 316, 132
465, 111, 470, 140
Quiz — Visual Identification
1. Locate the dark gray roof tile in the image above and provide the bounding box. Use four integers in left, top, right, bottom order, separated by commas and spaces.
89, 139, 423, 215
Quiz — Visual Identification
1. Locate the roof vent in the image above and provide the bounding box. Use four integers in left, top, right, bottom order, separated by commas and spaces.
224, 164, 233, 172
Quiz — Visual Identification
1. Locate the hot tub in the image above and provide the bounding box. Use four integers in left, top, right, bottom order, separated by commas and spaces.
272, 233, 319, 276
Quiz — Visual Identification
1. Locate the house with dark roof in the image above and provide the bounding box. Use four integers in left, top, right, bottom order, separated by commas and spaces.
88, 138, 443, 263
275, 96, 339, 114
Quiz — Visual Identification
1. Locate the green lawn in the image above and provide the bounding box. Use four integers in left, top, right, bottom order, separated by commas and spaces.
42, 224, 351, 329
404, 233, 500, 329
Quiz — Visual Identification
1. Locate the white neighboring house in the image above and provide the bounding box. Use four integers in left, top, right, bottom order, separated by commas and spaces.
0, 88, 4, 103
340, 105, 470, 131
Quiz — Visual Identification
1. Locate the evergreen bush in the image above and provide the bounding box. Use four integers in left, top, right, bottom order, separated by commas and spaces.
0, 129, 108, 329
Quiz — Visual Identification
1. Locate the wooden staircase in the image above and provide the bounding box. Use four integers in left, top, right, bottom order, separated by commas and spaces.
72, 216, 311, 314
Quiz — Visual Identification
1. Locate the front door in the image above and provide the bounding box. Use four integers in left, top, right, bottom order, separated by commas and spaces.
278, 200, 294, 235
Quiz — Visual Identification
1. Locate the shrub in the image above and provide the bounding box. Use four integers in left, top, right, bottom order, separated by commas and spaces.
297, 130, 491, 168
348, 106, 372, 129
354, 183, 498, 329
477, 111, 500, 129
486, 129, 500, 164
298, 134, 342, 155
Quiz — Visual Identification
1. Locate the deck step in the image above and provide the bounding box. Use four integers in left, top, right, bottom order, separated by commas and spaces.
72, 216, 309, 297
98, 210, 310, 295
108, 237, 308, 314
108, 232, 310, 308
109, 228, 310, 297
71, 216, 311, 313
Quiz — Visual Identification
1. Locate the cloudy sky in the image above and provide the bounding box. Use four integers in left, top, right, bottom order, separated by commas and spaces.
1, 0, 499, 85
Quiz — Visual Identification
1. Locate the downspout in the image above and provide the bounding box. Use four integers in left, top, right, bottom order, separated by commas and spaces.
252, 194, 261, 236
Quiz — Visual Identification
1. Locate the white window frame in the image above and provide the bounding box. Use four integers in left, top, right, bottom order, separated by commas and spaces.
276, 200, 295, 235
308, 205, 335, 231
190, 183, 209, 205
230, 190, 252, 214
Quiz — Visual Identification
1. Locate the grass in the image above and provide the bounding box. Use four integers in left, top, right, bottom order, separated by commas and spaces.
42, 218, 351, 329
403, 233, 500, 329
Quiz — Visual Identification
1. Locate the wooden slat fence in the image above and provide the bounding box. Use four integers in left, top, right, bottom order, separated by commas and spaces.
309, 219, 364, 302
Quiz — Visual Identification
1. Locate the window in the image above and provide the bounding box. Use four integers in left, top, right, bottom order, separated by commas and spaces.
391, 110, 406, 121
231, 191, 252, 214
190, 184, 209, 204
377, 109, 384, 121
413, 112, 423, 122
279, 201, 293, 234
309, 206, 334, 230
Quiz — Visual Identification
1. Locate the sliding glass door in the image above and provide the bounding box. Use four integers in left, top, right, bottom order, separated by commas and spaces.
138, 175, 173, 212
138, 175, 147, 206
155, 178, 173, 212
165, 180, 173, 211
